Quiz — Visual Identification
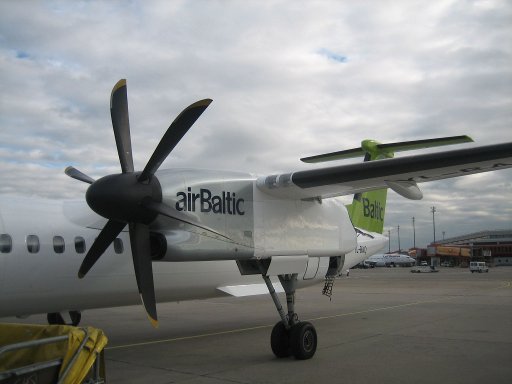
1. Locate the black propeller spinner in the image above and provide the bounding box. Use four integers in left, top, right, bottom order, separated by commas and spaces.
65, 79, 212, 327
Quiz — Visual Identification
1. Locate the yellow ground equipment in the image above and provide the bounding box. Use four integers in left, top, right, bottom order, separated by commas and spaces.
0, 323, 107, 383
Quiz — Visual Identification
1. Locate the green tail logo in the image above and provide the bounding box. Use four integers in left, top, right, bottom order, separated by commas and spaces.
346, 140, 392, 234
301, 135, 473, 235
347, 189, 388, 234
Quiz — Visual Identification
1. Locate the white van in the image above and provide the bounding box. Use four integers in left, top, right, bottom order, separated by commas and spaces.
469, 261, 489, 273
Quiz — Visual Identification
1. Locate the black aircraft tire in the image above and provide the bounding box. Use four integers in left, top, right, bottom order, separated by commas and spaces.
69, 310, 82, 326
290, 321, 317, 360
271, 322, 291, 358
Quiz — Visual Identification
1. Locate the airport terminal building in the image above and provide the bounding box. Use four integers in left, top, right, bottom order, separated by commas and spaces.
423, 230, 512, 267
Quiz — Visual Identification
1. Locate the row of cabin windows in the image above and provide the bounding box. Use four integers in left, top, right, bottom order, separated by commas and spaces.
0, 234, 124, 255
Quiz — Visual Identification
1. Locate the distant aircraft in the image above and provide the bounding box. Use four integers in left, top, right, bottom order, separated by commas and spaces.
1, 79, 511, 360
363, 253, 416, 267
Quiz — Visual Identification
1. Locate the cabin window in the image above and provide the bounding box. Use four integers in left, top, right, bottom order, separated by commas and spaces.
53, 236, 65, 254
26, 235, 40, 253
0, 234, 12, 253
114, 238, 124, 254
75, 236, 86, 254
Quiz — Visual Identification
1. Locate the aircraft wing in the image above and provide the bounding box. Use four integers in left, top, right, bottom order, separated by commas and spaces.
257, 142, 512, 200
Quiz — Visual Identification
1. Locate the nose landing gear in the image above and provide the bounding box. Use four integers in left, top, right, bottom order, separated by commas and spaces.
271, 320, 317, 360
262, 272, 318, 360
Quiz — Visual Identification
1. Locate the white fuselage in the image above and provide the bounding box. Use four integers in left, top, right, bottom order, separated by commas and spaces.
0, 169, 387, 318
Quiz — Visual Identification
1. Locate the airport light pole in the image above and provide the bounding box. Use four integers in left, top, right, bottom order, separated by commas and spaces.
442, 231, 445, 241
397, 225, 401, 253
412, 216, 416, 249
431, 206, 436, 243
388, 229, 391, 252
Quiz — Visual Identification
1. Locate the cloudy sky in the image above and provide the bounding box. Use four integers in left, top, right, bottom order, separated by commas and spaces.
0, 0, 511, 250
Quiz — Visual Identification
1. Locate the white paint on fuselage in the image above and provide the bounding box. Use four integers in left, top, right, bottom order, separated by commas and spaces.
344, 230, 388, 268
0, 170, 383, 319
252, 186, 357, 258
0, 195, 261, 316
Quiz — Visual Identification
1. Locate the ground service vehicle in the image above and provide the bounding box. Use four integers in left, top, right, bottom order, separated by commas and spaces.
470, 262, 489, 273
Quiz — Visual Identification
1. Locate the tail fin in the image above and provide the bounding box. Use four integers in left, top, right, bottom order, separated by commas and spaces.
302, 136, 473, 234
346, 189, 388, 233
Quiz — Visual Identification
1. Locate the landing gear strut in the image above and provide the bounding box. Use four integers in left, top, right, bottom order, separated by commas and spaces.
261, 273, 318, 360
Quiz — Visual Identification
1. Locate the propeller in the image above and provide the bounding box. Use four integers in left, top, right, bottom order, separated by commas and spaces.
66, 79, 212, 327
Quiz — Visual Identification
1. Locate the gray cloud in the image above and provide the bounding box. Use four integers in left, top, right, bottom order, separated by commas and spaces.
0, 0, 510, 247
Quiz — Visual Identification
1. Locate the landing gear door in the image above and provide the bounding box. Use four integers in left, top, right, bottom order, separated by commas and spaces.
266, 255, 308, 276
303, 257, 319, 280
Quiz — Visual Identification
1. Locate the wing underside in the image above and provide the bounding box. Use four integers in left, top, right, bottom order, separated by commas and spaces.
257, 142, 512, 200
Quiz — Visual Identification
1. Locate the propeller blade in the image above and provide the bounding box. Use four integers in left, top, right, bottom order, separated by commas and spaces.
111, 79, 134, 173
142, 198, 234, 241
129, 222, 158, 327
65, 166, 95, 184
138, 99, 212, 183
78, 220, 126, 278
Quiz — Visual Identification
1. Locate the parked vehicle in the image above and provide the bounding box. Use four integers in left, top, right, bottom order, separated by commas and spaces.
469, 261, 489, 273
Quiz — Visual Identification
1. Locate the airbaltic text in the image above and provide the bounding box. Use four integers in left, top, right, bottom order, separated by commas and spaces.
363, 198, 384, 222
176, 188, 245, 215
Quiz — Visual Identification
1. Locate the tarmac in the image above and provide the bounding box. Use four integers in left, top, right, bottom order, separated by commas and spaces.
4, 267, 512, 383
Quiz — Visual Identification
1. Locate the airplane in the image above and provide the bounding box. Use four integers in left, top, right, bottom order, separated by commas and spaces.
363, 253, 416, 268
1, 79, 511, 360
